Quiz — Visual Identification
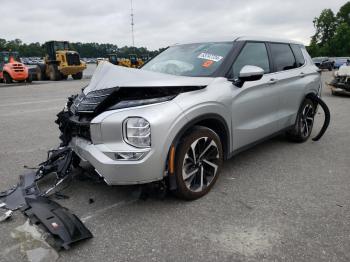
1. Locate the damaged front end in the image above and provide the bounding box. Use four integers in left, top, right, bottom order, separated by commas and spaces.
329, 65, 350, 94
56, 85, 201, 146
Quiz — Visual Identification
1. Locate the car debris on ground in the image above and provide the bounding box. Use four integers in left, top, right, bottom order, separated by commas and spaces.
0, 146, 93, 250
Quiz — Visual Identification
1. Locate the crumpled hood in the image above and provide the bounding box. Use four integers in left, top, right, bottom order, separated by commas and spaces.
336, 64, 350, 77
83, 61, 215, 94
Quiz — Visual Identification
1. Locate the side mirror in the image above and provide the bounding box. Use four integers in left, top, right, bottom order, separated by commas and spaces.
239, 65, 264, 82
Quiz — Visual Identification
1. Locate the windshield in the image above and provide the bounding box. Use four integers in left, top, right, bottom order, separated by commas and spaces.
142, 42, 233, 77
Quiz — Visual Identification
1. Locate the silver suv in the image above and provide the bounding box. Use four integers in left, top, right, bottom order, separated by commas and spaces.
58, 36, 322, 200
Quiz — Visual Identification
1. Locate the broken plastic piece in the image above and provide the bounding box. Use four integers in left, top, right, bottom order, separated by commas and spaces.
21, 196, 93, 250
307, 94, 331, 141
1, 172, 40, 210
0, 209, 13, 222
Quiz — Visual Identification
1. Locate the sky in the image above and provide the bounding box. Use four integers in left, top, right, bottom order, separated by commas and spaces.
1, 0, 346, 50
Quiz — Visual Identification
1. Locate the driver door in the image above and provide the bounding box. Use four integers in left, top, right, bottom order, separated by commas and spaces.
230, 42, 280, 150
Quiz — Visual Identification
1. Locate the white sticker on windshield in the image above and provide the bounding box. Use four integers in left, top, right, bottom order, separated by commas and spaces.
197, 53, 223, 62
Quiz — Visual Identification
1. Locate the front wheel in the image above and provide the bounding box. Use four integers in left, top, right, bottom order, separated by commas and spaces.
48, 64, 60, 81
173, 126, 223, 200
286, 98, 315, 142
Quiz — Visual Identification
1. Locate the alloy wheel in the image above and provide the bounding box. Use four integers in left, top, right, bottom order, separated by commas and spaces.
182, 137, 220, 192
300, 103, 314, 138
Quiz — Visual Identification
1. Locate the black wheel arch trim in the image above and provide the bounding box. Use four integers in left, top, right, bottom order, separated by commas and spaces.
172, 113, 230, 159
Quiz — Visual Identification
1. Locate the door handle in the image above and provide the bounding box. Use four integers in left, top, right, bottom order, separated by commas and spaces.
268, 78, 278, 85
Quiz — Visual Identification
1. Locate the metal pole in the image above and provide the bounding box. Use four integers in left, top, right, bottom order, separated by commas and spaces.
130, 0, 135, 48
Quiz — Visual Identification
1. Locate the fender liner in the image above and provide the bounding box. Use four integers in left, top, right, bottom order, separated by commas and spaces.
306, 93, 331, 141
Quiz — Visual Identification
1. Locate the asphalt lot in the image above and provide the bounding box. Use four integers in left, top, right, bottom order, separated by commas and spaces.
0, 71, 349, 262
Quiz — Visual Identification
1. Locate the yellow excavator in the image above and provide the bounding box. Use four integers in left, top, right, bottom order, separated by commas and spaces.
101, 53, 148, 68
36, 41, 86, 81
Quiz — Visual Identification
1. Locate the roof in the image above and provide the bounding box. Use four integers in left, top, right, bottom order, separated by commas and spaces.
236, 36, 304, 45
173, 36, 304, 46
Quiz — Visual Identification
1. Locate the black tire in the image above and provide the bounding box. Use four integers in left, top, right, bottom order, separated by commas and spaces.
36, 64, 47, 81
72, 71, 83, 80
173, 126, 223, 200
60, 73, 68, 80
286, 99, 315, 142
3, 72, 12, 84
48, 64, 61, 81
328, 66, 332, 71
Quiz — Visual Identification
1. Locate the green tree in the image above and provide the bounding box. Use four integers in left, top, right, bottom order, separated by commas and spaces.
337, 2, 350, 25
329, 23, 350, 56
309, 2, 350, 57
311, 9, 337, 47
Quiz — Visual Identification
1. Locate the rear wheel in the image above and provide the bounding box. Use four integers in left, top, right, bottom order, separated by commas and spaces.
173, 126, 223, 200
26, 75, 32, 83
60, 73, 68, 80
72, 71, 83, 80
286, 99, 315, 142
48, 64, 60, 81
3, 72, 12, 84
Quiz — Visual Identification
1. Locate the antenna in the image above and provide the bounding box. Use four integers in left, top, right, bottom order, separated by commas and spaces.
130, 0, 135, 48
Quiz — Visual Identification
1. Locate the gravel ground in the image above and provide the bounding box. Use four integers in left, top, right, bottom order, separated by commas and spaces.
0, 71, 349, 262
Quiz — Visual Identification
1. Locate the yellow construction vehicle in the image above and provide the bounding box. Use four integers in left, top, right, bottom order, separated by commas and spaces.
102, 53, 148, 68
36, 41, 86, 81
129, 54, 145, 68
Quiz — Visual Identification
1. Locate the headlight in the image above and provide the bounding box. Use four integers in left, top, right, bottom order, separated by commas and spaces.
123, 117, 151, 148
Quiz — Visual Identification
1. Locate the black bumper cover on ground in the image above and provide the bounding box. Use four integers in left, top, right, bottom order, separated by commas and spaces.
22, 196, 92, 250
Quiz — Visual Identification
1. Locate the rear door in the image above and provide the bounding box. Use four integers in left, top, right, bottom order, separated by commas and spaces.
268, 43, 307, 129
230, 42, 280, 150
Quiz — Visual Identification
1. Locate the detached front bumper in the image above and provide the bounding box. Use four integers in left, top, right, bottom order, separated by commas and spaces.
70, 137, 162, 185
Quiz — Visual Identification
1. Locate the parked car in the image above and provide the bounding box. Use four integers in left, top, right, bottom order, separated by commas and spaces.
57, 37, 323, 199
329, 63, 350, 95
333, 57, 349, 69
312, 57, 334, 71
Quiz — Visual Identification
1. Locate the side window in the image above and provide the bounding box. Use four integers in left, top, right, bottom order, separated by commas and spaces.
232, 42, 270, 78
290, 44, 305, 67
270, 43, 296, 71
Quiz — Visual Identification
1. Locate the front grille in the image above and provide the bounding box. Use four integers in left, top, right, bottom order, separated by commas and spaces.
56, 111, 92, 144
66, 53, 81, 66
12, 63, 24, 72
70, 88, 116, 114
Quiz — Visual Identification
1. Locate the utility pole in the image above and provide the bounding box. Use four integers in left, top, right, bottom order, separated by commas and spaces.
130, 0, 135, 49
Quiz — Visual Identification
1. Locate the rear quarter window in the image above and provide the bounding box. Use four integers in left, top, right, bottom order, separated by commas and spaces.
290, 44, 305, 67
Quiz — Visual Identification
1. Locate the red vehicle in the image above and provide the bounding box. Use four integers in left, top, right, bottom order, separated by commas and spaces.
0, 51, 31, 84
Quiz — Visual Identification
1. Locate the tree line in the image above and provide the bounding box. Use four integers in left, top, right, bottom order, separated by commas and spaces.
0, 38, 166, 58
307, 2, 350, 57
